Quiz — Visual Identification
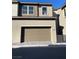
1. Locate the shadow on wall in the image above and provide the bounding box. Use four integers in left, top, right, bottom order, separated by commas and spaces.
12, 46, 66, 59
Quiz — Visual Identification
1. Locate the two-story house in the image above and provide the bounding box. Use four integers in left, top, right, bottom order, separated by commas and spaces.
12, 0, 57, 46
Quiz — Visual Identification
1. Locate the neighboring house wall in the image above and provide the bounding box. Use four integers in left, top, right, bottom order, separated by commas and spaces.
12, 3, 18, 16
54, 7, 66, 42
12, 20, 57, 44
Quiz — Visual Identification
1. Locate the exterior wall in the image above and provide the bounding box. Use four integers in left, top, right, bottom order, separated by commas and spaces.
39, 6, 53, 17
12, 3, 18, 16
12, 3, 53, 17
22, 5, 38, 16
12, 20, 57, 44
54, 8, 66, 41
22, 5, 53, 17
61, 8, 66, 36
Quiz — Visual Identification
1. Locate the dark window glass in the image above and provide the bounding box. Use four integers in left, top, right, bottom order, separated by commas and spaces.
22, 6, 27, 14
29, 6, 34, 14
42, 7, 47, 15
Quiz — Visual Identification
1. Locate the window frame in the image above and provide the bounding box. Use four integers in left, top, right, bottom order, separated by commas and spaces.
22, 5, 34, 15
42, 6, 47, 15
29, 6, 34, 14
22, 5, 27, 14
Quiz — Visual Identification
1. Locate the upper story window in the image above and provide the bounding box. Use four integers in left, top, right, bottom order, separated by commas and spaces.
42, 7, 47, 15
22, 5, 27, 14
29, 6, 34, 14
22, 5, 34, 15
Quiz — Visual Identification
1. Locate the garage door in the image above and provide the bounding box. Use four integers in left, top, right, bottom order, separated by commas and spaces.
21, 27, 51, 44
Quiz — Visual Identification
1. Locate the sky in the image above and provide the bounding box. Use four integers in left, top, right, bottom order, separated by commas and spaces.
17, 0, 66, 9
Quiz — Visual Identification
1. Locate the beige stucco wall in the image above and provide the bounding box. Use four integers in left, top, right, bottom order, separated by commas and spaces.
39, 6, 53, 17
12, 4, 18, 16
12, 20, 57, 44
22, 5, 38, 16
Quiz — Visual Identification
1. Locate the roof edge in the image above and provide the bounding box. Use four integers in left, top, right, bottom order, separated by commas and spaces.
12, 1, 52, 6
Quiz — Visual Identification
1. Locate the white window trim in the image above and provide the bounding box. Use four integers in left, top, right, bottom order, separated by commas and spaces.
22, 5, 34, 15
29, 6, 34, 14
27, 6, 29, 14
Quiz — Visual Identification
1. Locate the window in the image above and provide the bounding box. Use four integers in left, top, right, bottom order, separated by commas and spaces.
22, 5, 34, 14
22, 5, 27, 14
42, 7, 47, 15
29, 6, 34, 14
